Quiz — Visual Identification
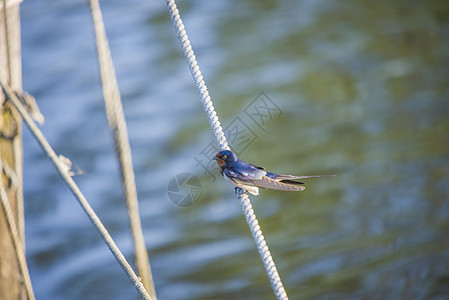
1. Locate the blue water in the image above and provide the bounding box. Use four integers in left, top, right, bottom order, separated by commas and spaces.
21, 0, 449, 299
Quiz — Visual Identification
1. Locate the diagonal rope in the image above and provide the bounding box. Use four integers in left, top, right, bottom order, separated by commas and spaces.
0, 79, 153, 300
236, 188, 288, 299
0, 158, 35, 300
165, 0, 229, 151
165, 1, 288, 299
87, 0, 156, 298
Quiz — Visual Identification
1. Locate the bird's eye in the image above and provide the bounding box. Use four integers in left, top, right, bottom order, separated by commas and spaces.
222, 155, 227, 159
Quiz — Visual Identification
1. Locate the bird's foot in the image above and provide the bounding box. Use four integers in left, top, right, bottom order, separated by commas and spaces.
234, 187, 247, 196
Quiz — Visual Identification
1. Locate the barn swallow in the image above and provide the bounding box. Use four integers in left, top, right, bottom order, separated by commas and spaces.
213, 150, 332, 196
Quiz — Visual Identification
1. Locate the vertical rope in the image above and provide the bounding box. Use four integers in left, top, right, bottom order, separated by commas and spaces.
0, 159, 35, 300
165, 1, 288, 299
87, 0, 156, 298
0, 79, 153, 300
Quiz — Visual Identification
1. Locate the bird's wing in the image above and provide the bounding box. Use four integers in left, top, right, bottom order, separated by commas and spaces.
222, 168, 257, 183
231, 161, 266, 180
224, 169, 306, 192
222, 168, 258, 187
250, 176, 306, 191
222, 168, 240, 182
249, 163, 265, 171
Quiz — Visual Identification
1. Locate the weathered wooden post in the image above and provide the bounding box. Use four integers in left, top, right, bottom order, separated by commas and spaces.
0, 0, 25, 299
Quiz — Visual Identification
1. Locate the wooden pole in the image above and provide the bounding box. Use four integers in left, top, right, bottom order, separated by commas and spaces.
0, 0, 25, 299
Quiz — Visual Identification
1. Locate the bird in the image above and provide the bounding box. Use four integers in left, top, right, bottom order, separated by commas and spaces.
213, 150, 332, 196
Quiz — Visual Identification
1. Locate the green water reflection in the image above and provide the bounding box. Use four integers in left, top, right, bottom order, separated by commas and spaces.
170, 1, 449, 299
22, 0, 449, 299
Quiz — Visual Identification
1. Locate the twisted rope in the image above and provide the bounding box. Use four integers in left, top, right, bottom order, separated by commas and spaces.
236, 188, 288, 299
165, 0, 228, 151
87, 0, 156, 298
0, 79, 153, 300
165, 1, 288, 299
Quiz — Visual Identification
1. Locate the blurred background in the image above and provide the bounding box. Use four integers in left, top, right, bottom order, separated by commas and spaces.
21, 0, 449, 299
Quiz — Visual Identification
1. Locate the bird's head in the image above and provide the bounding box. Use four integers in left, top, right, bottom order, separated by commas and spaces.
213, 150, 237, 168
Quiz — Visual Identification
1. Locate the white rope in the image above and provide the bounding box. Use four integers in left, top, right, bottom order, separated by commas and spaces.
0, 79, 153, 300
87, 0, 156, 297
236, 188, 288, 299
165, 0, 229, 151
165, 1, 288, 299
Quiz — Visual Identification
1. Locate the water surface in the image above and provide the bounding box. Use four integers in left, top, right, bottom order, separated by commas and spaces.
21, 0, 449, 299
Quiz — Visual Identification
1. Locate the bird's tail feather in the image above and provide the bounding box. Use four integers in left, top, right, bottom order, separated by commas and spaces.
278, 179, 305, 185
276, 174, 336, 181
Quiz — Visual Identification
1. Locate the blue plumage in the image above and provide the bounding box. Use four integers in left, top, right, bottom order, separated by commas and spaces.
213, 150, 329, 196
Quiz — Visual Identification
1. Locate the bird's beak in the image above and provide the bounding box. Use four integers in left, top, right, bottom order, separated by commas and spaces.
212, 156, 219, 160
